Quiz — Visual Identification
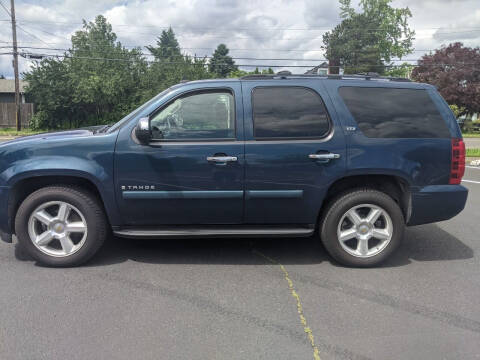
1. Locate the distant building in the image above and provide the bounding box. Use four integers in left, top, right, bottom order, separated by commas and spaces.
304, 62, 329, 75
304, 62, 344, 75
0, 79, 28, 103
0, 79, 33, 128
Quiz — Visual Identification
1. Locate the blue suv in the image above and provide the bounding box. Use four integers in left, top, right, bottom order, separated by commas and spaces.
0, 73, 468, 267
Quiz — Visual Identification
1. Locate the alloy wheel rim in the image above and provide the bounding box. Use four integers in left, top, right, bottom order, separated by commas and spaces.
27, 201, 88, 257
336, 203, 393, 258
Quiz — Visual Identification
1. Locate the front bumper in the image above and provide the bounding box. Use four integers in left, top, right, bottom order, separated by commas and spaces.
0, 230, 11, 243
407, 185, 468, 226
0, 186, 11, 243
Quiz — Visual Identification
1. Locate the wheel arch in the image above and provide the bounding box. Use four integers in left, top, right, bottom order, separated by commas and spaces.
320, 174, 411, 224
7, 173, 118, 234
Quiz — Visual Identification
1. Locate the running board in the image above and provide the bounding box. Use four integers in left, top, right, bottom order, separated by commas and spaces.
113, 225, 315, 239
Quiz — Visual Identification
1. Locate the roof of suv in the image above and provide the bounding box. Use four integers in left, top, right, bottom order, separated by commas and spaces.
183, 73, 430, 88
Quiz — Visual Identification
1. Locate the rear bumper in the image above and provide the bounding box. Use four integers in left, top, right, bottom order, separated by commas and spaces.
407, 185, 468, 226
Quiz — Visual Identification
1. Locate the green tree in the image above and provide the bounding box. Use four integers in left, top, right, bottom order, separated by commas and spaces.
25, 15, 147, 129
209, 44, 237, 77
24, 17, 236, 130
140, 55, 212, 101
146, 27, 182, 62
24, 58, 74, 129
323, 0, 414, 74
449, 104, 466, 118
143, 28, 212, 100
68, 15, 147, 125
384, 62, 414, 78
229, 67, 274, 77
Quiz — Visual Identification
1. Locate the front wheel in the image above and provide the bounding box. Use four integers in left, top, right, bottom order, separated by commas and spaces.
320, 189, 404, 267
15, 186, 107, 267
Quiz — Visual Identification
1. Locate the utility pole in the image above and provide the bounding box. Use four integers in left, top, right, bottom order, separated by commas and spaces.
10, 0, 21, 131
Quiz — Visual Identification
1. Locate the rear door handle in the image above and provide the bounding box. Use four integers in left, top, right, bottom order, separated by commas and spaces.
309, 153, 340, 160
207, 156, 238, 163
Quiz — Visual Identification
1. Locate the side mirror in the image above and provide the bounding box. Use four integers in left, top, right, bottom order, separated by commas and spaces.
135, 117, 151, 144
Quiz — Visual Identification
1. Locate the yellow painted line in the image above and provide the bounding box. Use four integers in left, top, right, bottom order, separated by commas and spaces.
253, 250, 321, 360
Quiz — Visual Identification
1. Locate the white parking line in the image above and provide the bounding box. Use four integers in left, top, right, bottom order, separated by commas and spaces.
462, 179, 480, 184
466, 166, 480, 170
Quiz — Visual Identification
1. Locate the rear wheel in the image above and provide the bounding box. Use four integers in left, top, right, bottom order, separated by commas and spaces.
320, 189, 404, 267
15, 186, 107, 267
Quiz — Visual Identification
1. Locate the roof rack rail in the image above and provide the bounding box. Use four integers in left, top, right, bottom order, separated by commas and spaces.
240, 74, 275, 80
240, 70, 292, 80
388, 77, 411, 82
239, 73, 411, 82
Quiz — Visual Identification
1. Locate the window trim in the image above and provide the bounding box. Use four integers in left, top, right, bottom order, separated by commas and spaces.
147, 87, 237, 143
337, 86, 451, 139
251, 86, 333, 141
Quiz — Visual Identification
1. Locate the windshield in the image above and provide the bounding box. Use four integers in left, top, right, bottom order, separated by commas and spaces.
106, 88, 173, 133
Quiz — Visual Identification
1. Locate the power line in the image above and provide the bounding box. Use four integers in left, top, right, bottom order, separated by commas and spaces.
0, 21, 472, 66
0, 46, 452, 63
22, 23, 71, 42
0, 42, 439, 53
14, 22, 480, 43
2, 18, 480, 32
5, 22, 411, 43
3, 52, 479, 69
113, 28, 480, 39
15, 24, 52, 47
3, 20, 466, 55
0, 1, 10, 16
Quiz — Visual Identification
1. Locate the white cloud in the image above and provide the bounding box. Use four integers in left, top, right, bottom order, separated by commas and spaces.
0, 0, 479, 78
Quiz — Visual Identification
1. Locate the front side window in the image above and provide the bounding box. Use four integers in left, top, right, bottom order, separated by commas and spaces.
252, 87, 331, 139
338, 87, 450, 138
150, 90, 235, 140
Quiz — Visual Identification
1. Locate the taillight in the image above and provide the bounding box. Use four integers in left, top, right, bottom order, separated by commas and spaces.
449, 138, 465, 185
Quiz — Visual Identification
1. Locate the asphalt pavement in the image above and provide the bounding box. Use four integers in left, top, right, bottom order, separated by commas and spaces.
1, 168, 480, 359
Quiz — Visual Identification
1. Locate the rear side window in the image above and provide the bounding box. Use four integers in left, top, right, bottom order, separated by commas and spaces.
252, 87, 331, 139
338, 87, 450, 138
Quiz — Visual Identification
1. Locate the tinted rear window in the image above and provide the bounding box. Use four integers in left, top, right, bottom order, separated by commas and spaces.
252, 87, 330, 138
338, 87, 450, 138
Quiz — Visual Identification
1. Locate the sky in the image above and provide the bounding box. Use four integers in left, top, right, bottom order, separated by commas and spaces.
0, 0, 479, 78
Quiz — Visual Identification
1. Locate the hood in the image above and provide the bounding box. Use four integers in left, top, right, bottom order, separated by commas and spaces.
0, 125, 106, 145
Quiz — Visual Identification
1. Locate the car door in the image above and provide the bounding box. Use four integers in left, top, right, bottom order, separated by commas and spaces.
114, 83, 245, 226
242, 80, 346, 225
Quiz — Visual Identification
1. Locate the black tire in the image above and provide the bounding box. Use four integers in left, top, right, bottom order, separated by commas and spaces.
15, 186, 107, 267
320, 188, 404, 267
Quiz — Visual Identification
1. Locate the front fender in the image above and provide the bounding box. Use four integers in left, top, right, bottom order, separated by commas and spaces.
0, 132, 121, 239
0, 157, 121, 235
2, 156, 109, 186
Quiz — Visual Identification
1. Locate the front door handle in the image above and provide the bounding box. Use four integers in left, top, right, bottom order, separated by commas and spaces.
207, 156, 238, 163
309, 153, 340, 160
